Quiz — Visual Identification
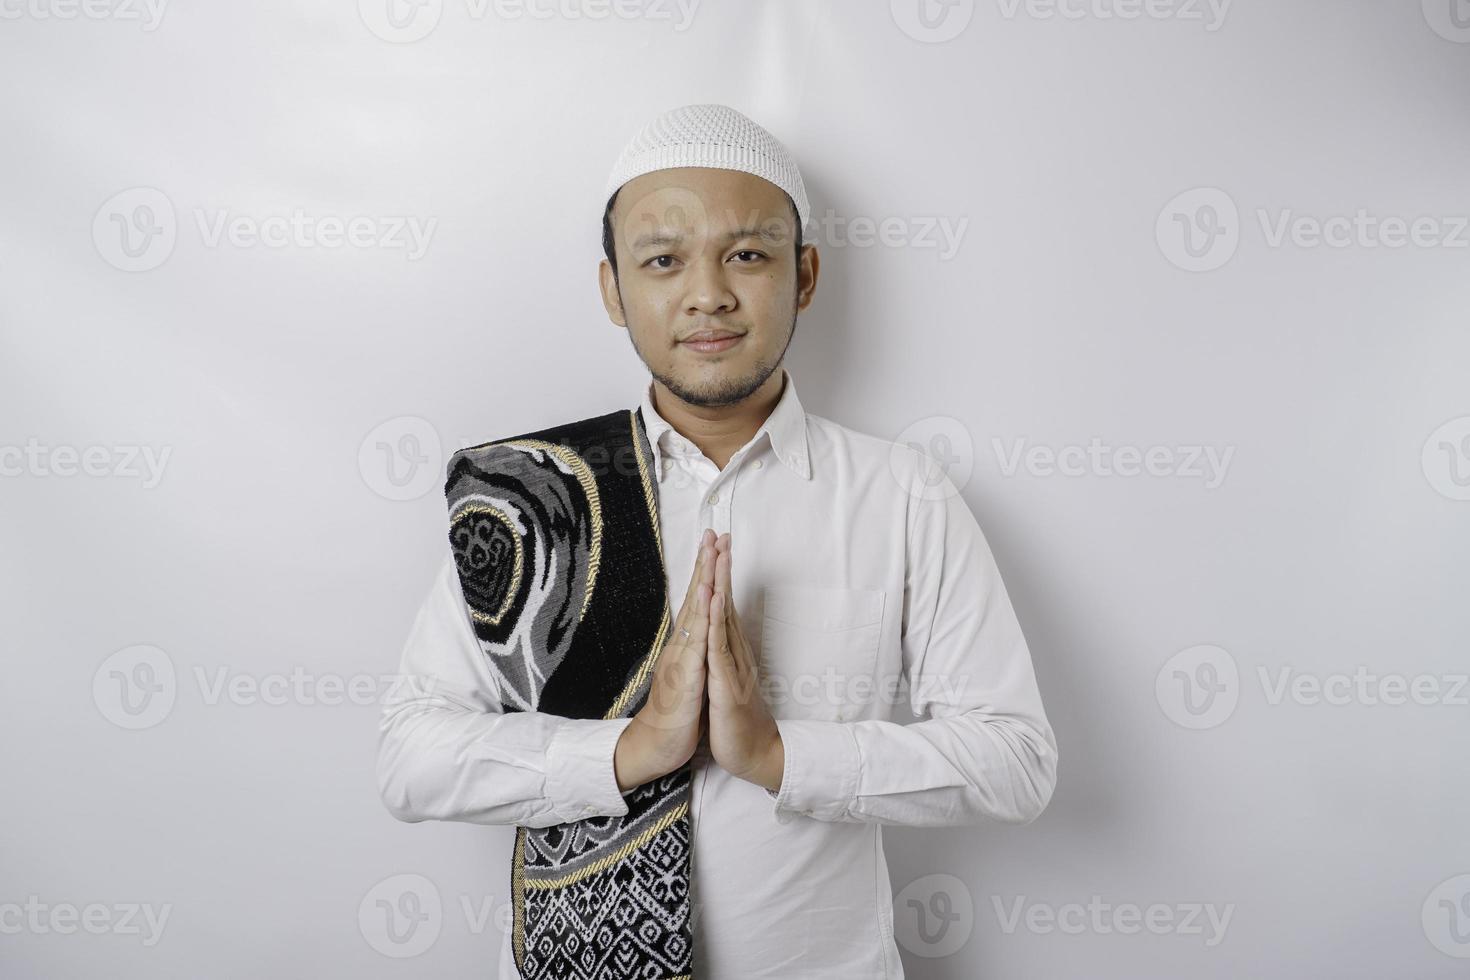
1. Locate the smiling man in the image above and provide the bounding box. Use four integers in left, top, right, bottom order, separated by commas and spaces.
377, 103, 1059, 980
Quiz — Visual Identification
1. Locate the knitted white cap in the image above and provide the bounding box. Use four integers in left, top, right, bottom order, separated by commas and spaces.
603, 103, 809, 232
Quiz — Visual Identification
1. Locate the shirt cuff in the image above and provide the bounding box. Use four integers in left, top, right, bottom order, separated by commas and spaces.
545, 716, 637, 823
767, 718, 861, 824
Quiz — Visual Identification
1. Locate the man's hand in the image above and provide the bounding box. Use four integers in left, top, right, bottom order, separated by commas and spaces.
615, 528, 715, 792
705, 532, 784, 793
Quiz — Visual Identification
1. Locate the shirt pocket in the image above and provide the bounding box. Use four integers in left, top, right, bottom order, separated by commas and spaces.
758, 585, 885, 723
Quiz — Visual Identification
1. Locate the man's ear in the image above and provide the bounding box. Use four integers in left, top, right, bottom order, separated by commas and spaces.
795, 243, 819, 313
598, 259, 627, 328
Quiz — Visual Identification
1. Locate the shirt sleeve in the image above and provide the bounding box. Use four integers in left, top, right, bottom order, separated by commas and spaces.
377, 553, 638, 829
768, 450, 1059, 827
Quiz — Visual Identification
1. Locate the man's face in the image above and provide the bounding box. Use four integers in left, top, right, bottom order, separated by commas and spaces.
599, 167, 817, 409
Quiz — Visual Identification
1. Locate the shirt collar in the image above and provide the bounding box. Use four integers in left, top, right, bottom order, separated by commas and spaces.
636, 367, 811, 482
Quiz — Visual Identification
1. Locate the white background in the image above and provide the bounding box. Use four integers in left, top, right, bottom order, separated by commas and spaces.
2, 0, 1469, 977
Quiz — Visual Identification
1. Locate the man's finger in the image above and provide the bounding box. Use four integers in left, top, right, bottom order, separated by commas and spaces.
680, 532, 711, 610
715, 549, 735, 626
708, 591, 733, 674
670, 537, 712, 648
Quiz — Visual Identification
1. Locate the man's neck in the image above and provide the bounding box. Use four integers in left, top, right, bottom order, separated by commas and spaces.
651, 370, 784, 470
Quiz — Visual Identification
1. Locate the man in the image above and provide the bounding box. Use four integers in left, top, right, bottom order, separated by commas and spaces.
377, 103, 1058, 979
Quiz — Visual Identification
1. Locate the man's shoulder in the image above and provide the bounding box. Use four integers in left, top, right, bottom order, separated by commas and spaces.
443, 406, 647, 499
806, 412, 957, 497
451, 407, 637, 461
807, 412, 934, 472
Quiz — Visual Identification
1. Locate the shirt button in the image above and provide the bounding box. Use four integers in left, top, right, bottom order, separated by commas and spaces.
753, 459, 763, 469
708, 492, 719, 504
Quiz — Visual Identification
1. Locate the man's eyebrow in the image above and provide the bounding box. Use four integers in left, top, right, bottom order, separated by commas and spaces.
629, 225, 786, 251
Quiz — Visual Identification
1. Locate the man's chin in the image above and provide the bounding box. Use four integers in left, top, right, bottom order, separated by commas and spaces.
658, 363, 774, 409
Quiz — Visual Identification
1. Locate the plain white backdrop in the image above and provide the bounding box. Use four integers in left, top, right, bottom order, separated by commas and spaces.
2, 0, 1469, 977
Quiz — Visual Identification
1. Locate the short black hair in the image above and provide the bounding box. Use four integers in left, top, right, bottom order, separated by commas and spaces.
602, 187, 804, 284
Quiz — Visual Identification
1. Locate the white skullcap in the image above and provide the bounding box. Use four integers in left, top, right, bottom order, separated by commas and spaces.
603, 103, 810, 232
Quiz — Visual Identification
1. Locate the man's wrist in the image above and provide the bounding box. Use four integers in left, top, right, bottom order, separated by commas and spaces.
614, 718, 657, 792
758, 727, 785, 795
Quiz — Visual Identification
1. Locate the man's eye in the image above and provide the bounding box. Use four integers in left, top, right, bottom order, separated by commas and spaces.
732, 250, 764, 262
645, 255, 676, 269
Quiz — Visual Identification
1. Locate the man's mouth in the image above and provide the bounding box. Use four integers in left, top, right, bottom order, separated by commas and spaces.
679, 330, 744, 354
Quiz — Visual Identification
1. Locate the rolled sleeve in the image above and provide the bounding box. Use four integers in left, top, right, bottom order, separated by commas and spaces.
766, 718, 862, 824
545, 716, 638, 823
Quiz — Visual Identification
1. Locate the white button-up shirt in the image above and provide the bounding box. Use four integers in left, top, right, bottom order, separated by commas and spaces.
378, 367, 1059, 979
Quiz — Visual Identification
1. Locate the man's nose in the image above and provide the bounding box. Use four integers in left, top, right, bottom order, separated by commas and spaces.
684, 256, 737, 316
